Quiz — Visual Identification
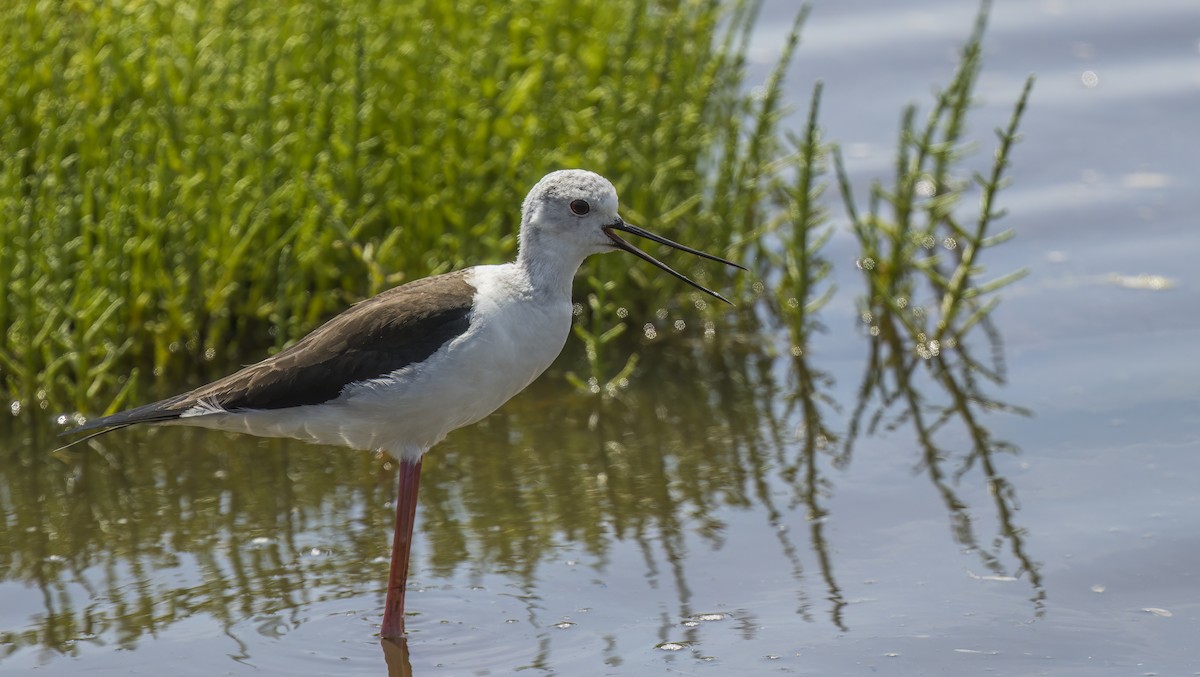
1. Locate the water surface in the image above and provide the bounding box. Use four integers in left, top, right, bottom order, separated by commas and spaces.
3, 0, 1198, 674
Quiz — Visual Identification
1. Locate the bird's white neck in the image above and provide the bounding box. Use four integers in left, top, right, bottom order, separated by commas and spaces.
514, 232, 591, 300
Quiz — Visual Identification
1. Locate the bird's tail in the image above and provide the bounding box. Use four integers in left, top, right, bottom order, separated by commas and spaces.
53, 425, 135, 452
55, 394, 191, 451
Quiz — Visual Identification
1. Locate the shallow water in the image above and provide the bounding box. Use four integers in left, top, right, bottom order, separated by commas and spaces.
3, 0, 1199, 674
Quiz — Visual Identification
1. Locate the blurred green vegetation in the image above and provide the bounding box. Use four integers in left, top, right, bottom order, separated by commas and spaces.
0, 0, 786, 413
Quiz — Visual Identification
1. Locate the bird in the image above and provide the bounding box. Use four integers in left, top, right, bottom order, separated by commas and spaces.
62, 169, 743, 640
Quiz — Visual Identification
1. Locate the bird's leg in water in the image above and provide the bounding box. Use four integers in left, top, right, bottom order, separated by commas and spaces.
380, 457, 423, 640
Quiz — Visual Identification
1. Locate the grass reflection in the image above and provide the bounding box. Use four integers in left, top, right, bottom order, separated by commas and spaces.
0, 429, 396, 656
434, 327, 845, 632
0, 309, 1040, 658
3, 317, 844, 656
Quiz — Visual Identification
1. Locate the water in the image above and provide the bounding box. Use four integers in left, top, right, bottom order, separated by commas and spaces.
3, 0, 1198, 674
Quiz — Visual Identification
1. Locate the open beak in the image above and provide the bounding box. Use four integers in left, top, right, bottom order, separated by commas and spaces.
602, 219, 746, 305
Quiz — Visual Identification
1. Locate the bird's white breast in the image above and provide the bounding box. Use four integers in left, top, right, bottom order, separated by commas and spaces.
183, 264, 572, 459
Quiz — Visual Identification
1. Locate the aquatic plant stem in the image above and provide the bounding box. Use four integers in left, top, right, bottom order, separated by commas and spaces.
381, 458, 422, 640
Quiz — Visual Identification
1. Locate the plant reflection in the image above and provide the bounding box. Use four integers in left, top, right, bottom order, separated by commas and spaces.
0, 294, 1041, 662
844, 293, 1045, 611
0, 425, 397, 658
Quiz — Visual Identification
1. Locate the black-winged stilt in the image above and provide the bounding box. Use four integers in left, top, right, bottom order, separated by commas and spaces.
63, 169, 743, 639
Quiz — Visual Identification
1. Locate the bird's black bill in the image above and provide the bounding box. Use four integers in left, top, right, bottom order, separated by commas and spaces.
603, 220, 745, 305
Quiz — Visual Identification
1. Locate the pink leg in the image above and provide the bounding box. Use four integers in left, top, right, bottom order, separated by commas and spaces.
380, 457, 422, 640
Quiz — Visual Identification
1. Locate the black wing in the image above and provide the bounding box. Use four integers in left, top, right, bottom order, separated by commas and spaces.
64, 270, 476, 436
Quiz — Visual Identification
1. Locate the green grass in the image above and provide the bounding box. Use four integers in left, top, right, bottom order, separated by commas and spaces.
2, 0, 1031, 431
1, 0, 785, 414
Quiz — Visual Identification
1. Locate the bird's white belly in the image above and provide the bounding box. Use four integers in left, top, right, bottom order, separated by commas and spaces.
181, 265, 571, 459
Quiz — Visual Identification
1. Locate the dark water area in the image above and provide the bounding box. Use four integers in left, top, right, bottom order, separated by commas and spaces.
3, 0, 1199, 674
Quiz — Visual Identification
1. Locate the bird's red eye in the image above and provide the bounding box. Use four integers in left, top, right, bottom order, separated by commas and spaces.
569, 199, 590, 216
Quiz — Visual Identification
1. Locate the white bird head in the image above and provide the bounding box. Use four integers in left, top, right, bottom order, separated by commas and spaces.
518, 169, 744, 303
